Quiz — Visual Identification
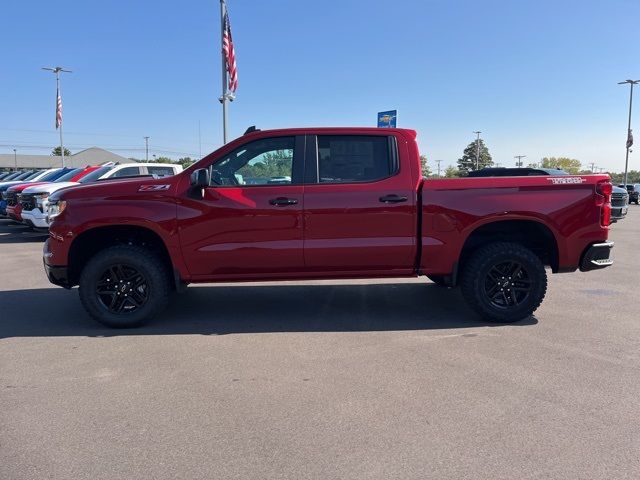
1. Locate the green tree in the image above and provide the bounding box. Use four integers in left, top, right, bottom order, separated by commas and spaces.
153, 156, 175, 164
51, 146, 71, 156
444, 166, 459, 178
457, 139, 492, 175
237, 149, 293, 179
178, 157, 195, 169
540, 157, 581, 174
420, 155, 432, 177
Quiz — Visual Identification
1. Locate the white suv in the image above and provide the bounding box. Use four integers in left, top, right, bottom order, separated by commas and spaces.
20, 162, 183, 229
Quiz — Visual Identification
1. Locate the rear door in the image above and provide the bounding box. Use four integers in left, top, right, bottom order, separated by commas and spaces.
302, 133, 417, 275
177, 135, 305, 278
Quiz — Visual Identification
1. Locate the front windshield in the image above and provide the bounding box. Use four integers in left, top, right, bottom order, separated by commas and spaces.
53, 168, 81, 183
78, 166, 114, 183
35, 169, 66, 182
19, 171, 39, 180
2, 172, 21, 181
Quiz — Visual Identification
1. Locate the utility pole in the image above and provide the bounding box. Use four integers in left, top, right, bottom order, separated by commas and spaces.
144, 136, 150, 162
618, 79, 639, 187
514, 155, 526, 168
13, 148, 17, 170
472, 131, 482, 170
589, 162, 596, 173
42, 66, 72, 167
198, 120, 202, 160
435, 159, 443, 177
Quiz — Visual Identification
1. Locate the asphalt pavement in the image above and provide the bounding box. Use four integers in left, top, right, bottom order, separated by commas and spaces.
1, 212, 639, 479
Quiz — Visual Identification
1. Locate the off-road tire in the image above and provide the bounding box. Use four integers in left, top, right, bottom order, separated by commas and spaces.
461, 242, 547, 323
79, 245, 170, 328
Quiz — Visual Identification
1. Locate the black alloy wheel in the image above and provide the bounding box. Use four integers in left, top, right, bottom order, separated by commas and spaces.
483, 261, 531, 309
95, 264, 150, 314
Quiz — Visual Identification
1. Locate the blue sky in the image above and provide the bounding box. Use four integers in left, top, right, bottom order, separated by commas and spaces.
1, 0, 639, 172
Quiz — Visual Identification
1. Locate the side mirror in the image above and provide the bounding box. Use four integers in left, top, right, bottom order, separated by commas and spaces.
190, 168, 210, 188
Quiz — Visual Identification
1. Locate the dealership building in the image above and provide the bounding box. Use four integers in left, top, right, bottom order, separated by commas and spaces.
0, 147, 130, 170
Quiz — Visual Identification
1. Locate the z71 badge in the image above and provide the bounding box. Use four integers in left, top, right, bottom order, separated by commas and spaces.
546, 177, 587, 184
138, 184, 171, 192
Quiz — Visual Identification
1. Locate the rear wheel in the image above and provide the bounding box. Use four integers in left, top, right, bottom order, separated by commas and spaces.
461, 242, 547, 323
79, 245, 170, 328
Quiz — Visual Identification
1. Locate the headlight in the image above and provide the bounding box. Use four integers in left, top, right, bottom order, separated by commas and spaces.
35, 193, 50, 205
47, 200, 67, 219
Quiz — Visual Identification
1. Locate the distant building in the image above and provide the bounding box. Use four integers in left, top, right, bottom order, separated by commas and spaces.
0, 147, 131, 170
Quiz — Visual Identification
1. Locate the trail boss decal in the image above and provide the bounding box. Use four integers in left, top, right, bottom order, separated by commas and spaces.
138, 184, 171, 192
546, 177, 587, 185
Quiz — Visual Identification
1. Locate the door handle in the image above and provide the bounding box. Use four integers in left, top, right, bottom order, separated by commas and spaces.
269, 197, 299, 206
379, 194, 408, 203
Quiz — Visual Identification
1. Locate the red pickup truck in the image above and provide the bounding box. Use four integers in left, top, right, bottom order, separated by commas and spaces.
43, 127, 614, 328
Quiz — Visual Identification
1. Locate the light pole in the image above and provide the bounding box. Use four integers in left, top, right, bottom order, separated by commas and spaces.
473, 131, 481, 170
42, 66, 72, 167
13, 148, 17, 170
144, 136, 150, 162
618, 79, 639, 187
514, 155, 526, 168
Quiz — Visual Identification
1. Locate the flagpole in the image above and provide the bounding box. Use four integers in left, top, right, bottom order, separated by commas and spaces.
220, 0, 229, 144
56, 71, 65, 167
42, 66, 71, 167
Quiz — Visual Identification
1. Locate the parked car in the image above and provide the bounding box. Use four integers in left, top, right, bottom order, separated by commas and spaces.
611, 185, 629, 221
43, 127, 614, 328
0, 170, 46, 216
21, 163, 182, 230
467, 167, 569, 177
7, 167, 100, 223
93, 162, 184, 180
618, 184, 639, 204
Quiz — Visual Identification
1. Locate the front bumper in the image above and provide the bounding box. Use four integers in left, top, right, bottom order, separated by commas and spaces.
43, 238, 71, 288
580, 241, 614, 271
22, 209, 49, 229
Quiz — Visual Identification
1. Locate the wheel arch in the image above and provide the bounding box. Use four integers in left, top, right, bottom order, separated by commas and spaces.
455, 219, 560, 282
67, 225, 178, 289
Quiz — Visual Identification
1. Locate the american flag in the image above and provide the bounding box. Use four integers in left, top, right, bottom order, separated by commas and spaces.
55, 85, 62, 129
222, 8, 238, 93
627, 129, 634, 149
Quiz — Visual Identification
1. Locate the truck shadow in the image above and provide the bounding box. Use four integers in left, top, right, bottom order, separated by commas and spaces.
0, 219, 48, 244
0, 283, 537, 339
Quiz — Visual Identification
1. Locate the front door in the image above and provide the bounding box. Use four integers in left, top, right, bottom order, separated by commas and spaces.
178, 135, 305, 279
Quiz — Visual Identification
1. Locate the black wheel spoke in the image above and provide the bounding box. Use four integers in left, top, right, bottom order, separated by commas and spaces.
96, 263, 149, 315
483, 260, 531, 309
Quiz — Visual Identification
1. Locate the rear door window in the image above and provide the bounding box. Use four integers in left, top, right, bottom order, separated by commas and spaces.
316, 136, 396, 183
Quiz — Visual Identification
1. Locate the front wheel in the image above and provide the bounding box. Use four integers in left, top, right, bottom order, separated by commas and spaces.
460, 242, 547, 323
79, 245, 170, 328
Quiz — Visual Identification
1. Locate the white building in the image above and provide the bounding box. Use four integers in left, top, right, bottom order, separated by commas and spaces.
0, 147, 130, 170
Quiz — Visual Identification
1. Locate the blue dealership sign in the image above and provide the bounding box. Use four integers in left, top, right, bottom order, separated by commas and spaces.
377, 110, 397, 128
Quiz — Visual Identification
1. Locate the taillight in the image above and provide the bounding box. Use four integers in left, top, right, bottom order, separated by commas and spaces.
596, 180, 612, 227
596, 181, 612, 197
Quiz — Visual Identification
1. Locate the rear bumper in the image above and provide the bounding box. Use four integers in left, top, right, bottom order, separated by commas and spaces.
580, 241, 614, 271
